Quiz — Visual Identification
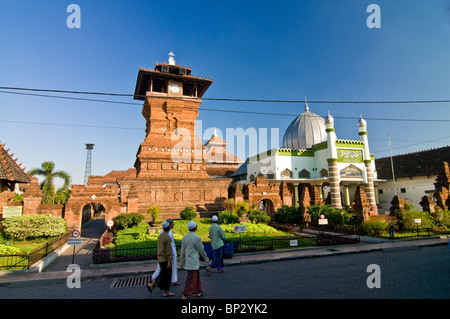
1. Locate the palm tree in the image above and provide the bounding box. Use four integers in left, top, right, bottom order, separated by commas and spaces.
29, 161, 71, 204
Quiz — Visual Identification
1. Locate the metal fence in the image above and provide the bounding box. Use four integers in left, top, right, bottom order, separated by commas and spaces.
303, 224, 433, 240
93, 232, 361, 264
361, 227, 432, 240
0, 232, 70, 270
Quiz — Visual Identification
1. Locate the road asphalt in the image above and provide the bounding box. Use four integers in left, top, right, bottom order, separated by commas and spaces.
0, 217, 448, 288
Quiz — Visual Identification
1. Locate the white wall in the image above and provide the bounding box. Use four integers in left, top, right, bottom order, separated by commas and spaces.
377, 175, 437, 211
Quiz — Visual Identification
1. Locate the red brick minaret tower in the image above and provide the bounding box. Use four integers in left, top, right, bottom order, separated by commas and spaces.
133, 52, 213, 179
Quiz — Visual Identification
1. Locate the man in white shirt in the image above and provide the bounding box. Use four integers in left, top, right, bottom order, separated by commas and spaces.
148, 218, 178, 292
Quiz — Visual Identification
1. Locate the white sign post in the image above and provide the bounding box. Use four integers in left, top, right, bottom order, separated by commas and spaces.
233, 225, 246, 233
68, 229, 82, 264
106, 220, 114, 231
413, 219, 422, 237
234, 225, 246, 250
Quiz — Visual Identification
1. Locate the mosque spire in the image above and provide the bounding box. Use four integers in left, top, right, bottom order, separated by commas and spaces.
168, 51, 176, 65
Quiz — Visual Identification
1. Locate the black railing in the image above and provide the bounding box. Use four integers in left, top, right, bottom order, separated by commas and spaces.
302, 223, 433, 240
360, 227, 432, 240
93, 232, 360, 264
0, 232, 71, 270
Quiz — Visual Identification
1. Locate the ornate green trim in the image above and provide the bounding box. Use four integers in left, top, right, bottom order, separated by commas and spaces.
335, 139, 364, 148
312, 141, 328, 151
327, 158, 338, 163
326, 128, 335, 133
276, 149, 314, 157
359, 131, 368, 136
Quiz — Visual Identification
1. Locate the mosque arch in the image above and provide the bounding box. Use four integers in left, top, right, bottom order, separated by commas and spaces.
280, 168, 292, 178
298, 169, 311, 178
340, 164, 363, 178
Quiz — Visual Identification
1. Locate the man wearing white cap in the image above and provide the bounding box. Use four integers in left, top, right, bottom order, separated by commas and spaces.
180, 220, 209, 298
207, 215, 226, 275
153, 221, 174, 297
148, 219, 178, 291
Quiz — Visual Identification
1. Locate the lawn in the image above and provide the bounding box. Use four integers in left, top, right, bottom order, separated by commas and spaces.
0, 234, 60, 254
111, 218, 295, 250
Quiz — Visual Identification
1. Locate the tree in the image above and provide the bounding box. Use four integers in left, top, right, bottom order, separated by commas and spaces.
29, 161, 71, 204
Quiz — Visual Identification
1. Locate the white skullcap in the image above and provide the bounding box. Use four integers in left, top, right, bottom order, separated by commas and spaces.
162, 221, 170, 229
187, 220, 197, 230
212, 215, 218, 222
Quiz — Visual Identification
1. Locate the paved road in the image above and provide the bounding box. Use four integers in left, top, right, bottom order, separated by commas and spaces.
1, 245, 448, 300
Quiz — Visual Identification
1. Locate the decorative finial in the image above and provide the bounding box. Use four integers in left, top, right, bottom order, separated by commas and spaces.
168, 51, 176, 65
326, 111, 334, 122
358, 114, 367, 126
305, 97, 309, 112
213, 127, 218, 137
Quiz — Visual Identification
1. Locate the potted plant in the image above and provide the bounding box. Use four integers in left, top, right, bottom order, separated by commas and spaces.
147, 206, 161, 227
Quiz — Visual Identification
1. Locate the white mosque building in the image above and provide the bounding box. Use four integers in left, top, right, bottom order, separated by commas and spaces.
234, 102, 381, 215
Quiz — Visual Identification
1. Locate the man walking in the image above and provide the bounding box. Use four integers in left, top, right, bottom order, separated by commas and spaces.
180, 220, 209, 299
150, 221, 175, 297
207, 215, 226, 275
148, 218, 178, 290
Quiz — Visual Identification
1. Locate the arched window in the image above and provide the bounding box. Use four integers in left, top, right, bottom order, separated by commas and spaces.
299, 169, 310, 178
280, 168, 292, 178
320, 168, 328, 177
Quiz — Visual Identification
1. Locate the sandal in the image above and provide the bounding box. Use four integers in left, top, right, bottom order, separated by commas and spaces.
206, 267, 212, 276
163, 292, 175, 297
197, 292, 203, 297
147, 283, 153, 294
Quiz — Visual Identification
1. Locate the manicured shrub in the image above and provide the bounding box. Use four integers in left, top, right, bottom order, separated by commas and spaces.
218, 211, 240, 224
274, 205, 303, 224
307, 205, 356, 225
247, 209, 271, 224
147, 206, 161, 222
1, 215, 67, 241
180, 206, 197, 220
361, 217, 389, 236
113, 213, 144, 230
0, 244, 24, 255
235, 202, 249, 217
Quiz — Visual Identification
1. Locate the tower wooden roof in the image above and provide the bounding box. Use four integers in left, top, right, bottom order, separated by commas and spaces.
0, 141, 30, 184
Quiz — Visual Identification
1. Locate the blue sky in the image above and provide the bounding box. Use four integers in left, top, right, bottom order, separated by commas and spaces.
1, 0, 449, 186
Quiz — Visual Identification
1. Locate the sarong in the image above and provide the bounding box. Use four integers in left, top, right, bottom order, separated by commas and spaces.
158, 261, 172, 291
210, 246, 224, 270
183, 270, 202, 296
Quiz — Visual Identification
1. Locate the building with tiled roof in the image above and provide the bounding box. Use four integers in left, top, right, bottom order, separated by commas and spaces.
102, 168, 136, 185
375, 145, 450, 211
0, 140, 30, 192
204, 128, 243, 178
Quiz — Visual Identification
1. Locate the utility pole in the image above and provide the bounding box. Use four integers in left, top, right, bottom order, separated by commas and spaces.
388, 135, 397, 195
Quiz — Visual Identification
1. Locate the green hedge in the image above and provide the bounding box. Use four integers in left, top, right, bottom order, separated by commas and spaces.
113, 213, 145, 230
247, 209, 271, 224
307, 205, 356, 225
274, 205, 303, 224
1, 215, 67, 241
180, 206, 197, 220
